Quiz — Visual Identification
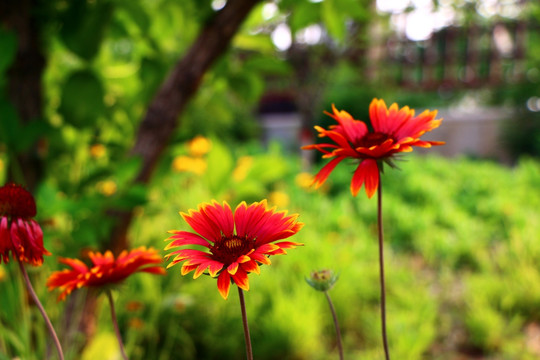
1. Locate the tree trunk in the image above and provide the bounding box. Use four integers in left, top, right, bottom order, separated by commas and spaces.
0, 0, 46, 191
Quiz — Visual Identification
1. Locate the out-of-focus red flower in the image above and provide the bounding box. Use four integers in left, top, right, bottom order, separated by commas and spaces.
165, 200, 303, 299
47, 247, 166, 301
0, 183, 50, 266
303, 99, 444, 198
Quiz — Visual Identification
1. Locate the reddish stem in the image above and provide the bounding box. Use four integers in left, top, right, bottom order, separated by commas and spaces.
106, 289, 129, 360
17, 260, 64, 360
237, 287, 253, 360
324, 291, 344, 360
377, 182, 390, 360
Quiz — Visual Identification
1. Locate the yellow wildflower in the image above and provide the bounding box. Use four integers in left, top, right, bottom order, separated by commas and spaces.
232, 156, 253, 182
188, 136, 211, 157
98, 180, 117, 196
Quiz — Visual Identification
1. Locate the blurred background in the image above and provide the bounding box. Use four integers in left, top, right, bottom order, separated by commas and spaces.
1, 0, 540, 359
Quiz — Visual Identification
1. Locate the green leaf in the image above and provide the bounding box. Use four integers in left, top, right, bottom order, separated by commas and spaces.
111, 184, 148, 210
114, 157, 143, 185
117, 0, 150, 34
321, 0, 346, 42
247, 153, 289, 185
59, 0, 114, 60
139, 57, 167, 102
228, 72, 264, 103
233, 34, 275, 53
0, 99, 50, 153
204, 139, 233, 194
244, 56, 292, 76
0, 28, 17, 74
289, 1, 321, 34
0, 99, 21, 150
59, 69, 105, 127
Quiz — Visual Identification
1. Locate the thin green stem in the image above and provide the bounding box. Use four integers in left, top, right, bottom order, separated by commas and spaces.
237, 287, 253, 360
377, 182, 390, 360
106, 289, 129, 360
17, 260, 64, 360
324, 291, 344, 360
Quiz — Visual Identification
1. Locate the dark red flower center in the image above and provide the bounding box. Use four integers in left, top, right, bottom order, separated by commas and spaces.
0, 183, 37, 218
210, 235, 254, 265
357, 132, 393, 148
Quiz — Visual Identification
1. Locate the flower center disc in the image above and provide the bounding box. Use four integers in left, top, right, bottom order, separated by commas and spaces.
211, 235, 253, 265
0, 184, 37, 218
357, 132, 392, 148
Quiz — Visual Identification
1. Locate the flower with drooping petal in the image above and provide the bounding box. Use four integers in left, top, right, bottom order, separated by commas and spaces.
0, 183, 50, 266
303, 98, 444, 198
165, 200, 304, 299
47, 247, 166, 301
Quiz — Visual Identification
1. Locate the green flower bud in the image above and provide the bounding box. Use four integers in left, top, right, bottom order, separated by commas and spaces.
305, 269, 339, 292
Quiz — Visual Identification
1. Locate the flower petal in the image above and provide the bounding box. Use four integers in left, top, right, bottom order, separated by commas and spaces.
208, 261, 225, 277
227, 261, 239, 275
217, 271, 231, 299
312, 157, 346, 189
165, 231, 210, 249
181, 208, 221, 242
325, 104, 368, 143
240, 260, 260, 274
232, 268, 250, 291
201, 201, 234, 238
351, 159, 380, 198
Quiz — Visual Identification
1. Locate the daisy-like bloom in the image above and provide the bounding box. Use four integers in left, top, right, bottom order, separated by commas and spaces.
165, 200, 304, 299
303, 98, 444, 198
47, 247, 166, 301
0, 183, 50, 265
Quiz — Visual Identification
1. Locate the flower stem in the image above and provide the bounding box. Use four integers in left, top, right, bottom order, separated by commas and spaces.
377, 182, 390, 360
106, 289, 129, 360
237, 287, 253, 360
324, 291, 344, 360
17, 260, 64, 360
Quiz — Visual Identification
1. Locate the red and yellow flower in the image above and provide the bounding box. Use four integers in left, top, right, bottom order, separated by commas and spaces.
47, 247, 166, 301
165, 200, 303, 299
303, 98, 444, 198
0, 183, 50, 266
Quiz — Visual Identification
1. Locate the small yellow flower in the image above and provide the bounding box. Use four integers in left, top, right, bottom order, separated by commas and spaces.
188, 136, 211, 157
172, 156, 207, 175
0, 266, 7, 282
295, 172, 314, 190
90, 144, 106, 158
269, 191, 289, 208
172, 156, 191, 172
98, 180, 117, 196
232, 156, 253, 182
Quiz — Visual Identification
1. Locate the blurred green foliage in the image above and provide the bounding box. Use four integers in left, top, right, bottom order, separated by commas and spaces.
3, 150, 538, 359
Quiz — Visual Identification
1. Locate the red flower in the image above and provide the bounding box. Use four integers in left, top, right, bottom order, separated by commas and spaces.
0, 183, 50, 266
47, 247, 166, 301
303, 99, 444, 198
165, 200, 303, 299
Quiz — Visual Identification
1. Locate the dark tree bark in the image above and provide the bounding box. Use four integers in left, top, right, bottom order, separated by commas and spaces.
108, 0, 261, 255
0, 0, 46, 191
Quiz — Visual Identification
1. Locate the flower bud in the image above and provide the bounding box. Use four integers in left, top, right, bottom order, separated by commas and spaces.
306, 269, 339, 292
